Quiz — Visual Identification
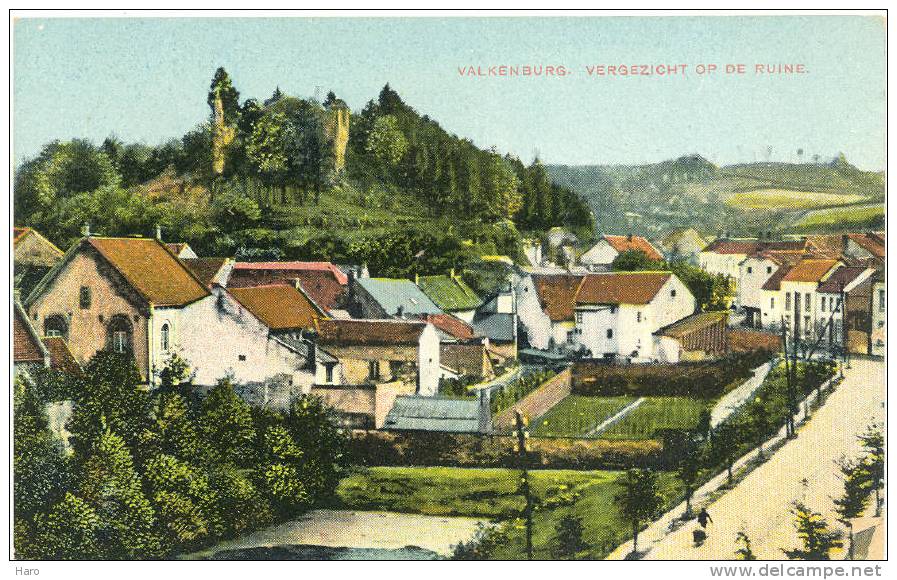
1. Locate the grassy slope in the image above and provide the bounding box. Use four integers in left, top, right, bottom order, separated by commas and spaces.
724, 189, 866, 210
793, 203, 885, 232
336, 466, 682, 559
530, 396, 634, 438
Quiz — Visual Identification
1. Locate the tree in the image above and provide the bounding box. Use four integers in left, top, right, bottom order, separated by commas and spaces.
144, 454, 222, 548
612, 249, 665, 272
857, 424, 883, 516
256, 425, 309, 515
554, 514, 588, 559
211, 188, 261, 232
782, 502, 842, 560
284, 395, 350, 497
746, 397, 771, 459
674, 433, 703, 517
30, 493, 103, 560
481, 151, 522, 220
735, 531, 757, 560
207, 67, 241, 126
709, 422, 741, 486
615, 468, 664, 556
245, 111, 289, 199
833, 456, 871, 559
366, 114, 408, 168
285, 100, 334, 204
78, 429, 161, 558
207, 464, 273, 537
200, 377, 256, 467
140, 391, 204, 464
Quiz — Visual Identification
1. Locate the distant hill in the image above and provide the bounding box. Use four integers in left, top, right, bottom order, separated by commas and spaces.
547, 154, 884, 238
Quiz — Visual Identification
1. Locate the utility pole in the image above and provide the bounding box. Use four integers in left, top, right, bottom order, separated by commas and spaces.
781, 325, 795, 437
515, 410, 534, 560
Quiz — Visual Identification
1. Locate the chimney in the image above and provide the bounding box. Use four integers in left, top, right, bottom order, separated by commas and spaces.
627, 233, 633, 241
81, 222, 91, 237
155, 224, 163, 241
478, 388, 492, 434
396, 305, 404, 318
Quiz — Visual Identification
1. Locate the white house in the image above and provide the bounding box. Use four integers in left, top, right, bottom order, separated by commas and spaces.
775, 259, 843, 340
871, 275, 886, 356
573, 271, 696, 362
579, 234, 664, 271
516, 273, 585, 350
814, 266, 876, 349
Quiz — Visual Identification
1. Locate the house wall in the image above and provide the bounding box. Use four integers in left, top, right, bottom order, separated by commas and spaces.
452, 309, 476, 324
516, 275, 552, 350
654, 335, 682, 363
576, 305, 618, 357
26, 250, 151, 378
872, 280, 885, 356
780, 281, 821, 340
441, 343, 492, 378
579, 240, 618, 267
551, 320, 576, 349
738, 257, 778, 310
699, 252, 745, 282
845, 238, 877, 260
417, 324, 440, 395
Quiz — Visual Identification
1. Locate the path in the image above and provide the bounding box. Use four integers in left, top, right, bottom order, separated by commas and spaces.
587, 397, 646, 437
609, 358, 884, 560
710, 359, 777, 427
182, 509, 486, 560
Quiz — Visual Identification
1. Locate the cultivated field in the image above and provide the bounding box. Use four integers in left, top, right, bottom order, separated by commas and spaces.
598, 397, 710, 440
793, 203, 885, 231
530, 395, 634, 438
724, 189, 865, 210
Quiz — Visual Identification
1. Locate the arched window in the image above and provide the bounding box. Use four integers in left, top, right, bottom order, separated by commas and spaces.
44, 314, 68, 339
108, 315, 133, 353
160, 323, 170, 352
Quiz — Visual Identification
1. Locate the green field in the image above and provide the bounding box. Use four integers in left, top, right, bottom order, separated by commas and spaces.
530, 396, 634, 438
336, 466, 682, 559
794, 203, 885, 231
599, 397, 711, 440
725, 189, 865, 210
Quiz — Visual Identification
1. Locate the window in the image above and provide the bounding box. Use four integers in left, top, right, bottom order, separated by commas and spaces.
368, 360, 380, 380
785, 293, 791, 310
567, 331, 575, 344
79, 286, 91, 309
575, 312, 583, 323
821, 298, 826, 313
606, 329, 613, 339
770, 297, 775, 309
610, 306, 617, 314
804, 316, 811, 338
44, 315, 68, 339
108, 315, 132, 353
767, 266, 773, 274
636, 311, 642, 323
160, 323, 170, 352
747, 267, 753, 274
879, 289, 886, 312
804, 293, 811, 312
671, 289, 677, 298
325, 364, 335, 383
238, 354, 247, 361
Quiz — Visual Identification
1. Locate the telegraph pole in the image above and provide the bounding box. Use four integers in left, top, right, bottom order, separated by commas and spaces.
781, 325, 795, 438
515, 410, 534, 560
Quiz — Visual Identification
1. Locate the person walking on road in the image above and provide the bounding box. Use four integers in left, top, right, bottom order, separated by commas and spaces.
697, 508, 713, 529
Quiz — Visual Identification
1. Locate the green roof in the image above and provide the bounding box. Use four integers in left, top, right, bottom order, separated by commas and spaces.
417, 275, 481, 312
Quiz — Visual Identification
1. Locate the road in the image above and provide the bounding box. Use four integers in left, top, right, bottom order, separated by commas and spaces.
616, 358, 884, 560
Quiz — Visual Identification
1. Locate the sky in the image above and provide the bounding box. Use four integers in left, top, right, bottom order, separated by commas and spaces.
12, 15, 886, 170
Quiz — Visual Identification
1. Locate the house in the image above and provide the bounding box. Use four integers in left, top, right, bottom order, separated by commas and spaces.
14, 227, 65, 298
417, 272, 481, 323
228, 261, 350, 315
844, 233, 885, 262
382, 391, 491, 433
181, 257, 234, 288
573, 271, 697, 362
737, 250, 805, 327
314, 318, 441, 396
516, 273, 584, 351
776, 259, 843, 340
471, 283, 518, 362
700, 238, 807, 279
813, 266, 876, 349
419, 313, 494, 379
579, 234, 664, 271
15, 300, 82, 378
871, 274, 885, 357
654, 311, 729, 363
165, 242, 198, 259
658, 228, 707, 263
351, 277, 442, 319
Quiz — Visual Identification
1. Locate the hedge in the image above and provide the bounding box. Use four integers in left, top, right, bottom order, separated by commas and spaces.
348, 429, 662, 470
571, 349, 775, 399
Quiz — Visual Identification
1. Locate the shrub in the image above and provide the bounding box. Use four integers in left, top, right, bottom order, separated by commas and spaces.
491, 370, 557, 415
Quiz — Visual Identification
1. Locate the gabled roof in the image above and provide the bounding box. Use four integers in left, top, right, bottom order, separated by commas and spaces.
780, 259, 840, 283
703, 238, 807, 256
232, 261, 349, 284
575, 272, 672, 305
532, 274, 586, 322
420, 313, 475, 340
603, 235, 664, 261
355, 278, 442, 316
14, 302, 48, 365
181, 257, 231, 288
315, 318, 427, 347
817, 267, 874, 294
417, 275, 481, 312
471, 312, 515, 343
228, 284, 325, 331
761, 264, 792, 291
13, 227, 30, 244
164, 242, 195, 258
846, 233, 885, 259
383, 395, 481, 433
13, 227, 64, 256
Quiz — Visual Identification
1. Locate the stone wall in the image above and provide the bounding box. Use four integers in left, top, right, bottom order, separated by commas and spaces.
492, 367, 572, 431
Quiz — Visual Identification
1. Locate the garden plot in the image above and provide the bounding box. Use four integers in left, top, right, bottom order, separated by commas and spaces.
599, 397, 711, 440
530, 396, 634, 438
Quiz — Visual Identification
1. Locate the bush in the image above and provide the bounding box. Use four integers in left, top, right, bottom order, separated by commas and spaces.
572, 350, 774, 399
491, 370, 557, 415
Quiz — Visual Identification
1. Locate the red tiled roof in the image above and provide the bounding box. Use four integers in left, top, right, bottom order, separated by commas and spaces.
88, 238, 210, 307
846, 234, 885, 259
421, 313, 475, 340
232, 261, 349, 284
228, 284, 324, 331
315, 318, 427, 346
604, 235, 664, 261
704, 239, 807, 256
13, 227, 30, 245
532, 274, 586, 322
14, 305, 46, 364
294, 272, 347, 312
575, 272, 672, 305
41, 336, 83, 376
781, 259, 840, 283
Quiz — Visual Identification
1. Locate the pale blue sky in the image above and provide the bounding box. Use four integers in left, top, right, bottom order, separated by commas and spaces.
13, 15, 886, 170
